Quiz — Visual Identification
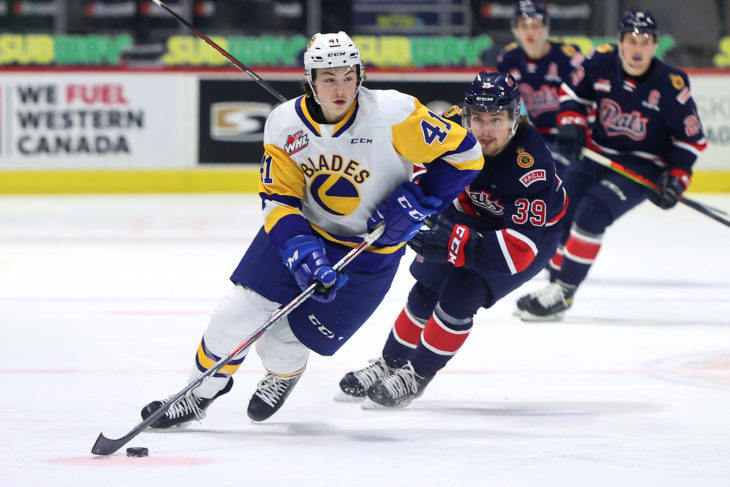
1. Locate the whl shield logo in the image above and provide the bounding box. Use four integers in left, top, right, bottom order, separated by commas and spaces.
285, 130, 309, 155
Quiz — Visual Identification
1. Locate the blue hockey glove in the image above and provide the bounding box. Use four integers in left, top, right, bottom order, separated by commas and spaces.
648, 169, 690, 210
281, 235, 348, 303
368, 181, 442, 246
555, 124, 586, 161
408, 214, 479, 268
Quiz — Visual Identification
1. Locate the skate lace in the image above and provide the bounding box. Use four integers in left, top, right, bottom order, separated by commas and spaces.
163, 394, 204, 421
255, 375, 291, 408
533, 283, 566, 308
380, 364, 419, 399
352, 359, 390, 388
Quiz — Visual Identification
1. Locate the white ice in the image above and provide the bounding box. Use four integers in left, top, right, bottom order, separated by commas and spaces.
1, 193, 730, 486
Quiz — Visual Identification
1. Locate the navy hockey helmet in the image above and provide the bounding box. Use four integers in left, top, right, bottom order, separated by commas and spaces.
619, 10, 658, 39
513, 0, 549, 26
463, 71, 522, 134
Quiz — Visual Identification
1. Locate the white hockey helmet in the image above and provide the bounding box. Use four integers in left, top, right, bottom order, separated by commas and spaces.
304, 31, 365, 104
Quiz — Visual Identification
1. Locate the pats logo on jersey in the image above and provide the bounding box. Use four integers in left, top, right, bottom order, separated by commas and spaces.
285, 130, 309, 155
467, 190, 504, 216
599, 99, 648, 141
519, 85, 559, 118
310, 173, 360, 216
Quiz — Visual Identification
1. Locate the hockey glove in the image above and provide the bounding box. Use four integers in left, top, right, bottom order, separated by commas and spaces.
647, 169, 691, 210
368, 181, 442, 246
555, 124, 586, 161
408, 214, 479, 268
281, 235, 348, 303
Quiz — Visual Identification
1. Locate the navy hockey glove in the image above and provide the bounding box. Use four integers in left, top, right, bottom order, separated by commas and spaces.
368, 181, 442, 246
555, 124, 586, 161
281, 235, 348, 303
648, 169, 691, 210
408, 214, 480, 268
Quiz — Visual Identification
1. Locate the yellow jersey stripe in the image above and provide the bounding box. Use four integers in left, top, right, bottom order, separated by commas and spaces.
259, 143, 306, 199
265, 204, 303, 233
392, 99, 473, 164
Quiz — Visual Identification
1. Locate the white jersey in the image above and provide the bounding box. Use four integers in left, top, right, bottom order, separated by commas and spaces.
259, 87, 483, 254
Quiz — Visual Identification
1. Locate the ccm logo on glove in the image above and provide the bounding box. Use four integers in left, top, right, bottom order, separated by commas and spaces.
447, 224, 471, 267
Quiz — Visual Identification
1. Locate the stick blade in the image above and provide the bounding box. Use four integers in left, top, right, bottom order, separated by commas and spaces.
91, 432, 127, 456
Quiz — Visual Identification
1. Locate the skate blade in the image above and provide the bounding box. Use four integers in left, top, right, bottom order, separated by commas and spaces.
333, 390, 365, 403
514, 309, 565, 322
361, 398, 412, 410
361, 398, 388, 410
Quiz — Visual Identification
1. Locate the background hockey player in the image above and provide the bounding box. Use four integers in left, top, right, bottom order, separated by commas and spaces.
337, 71, 568, 408
496, 0, 584, 177
141, 31, 484, 426
514, 10, 707, 321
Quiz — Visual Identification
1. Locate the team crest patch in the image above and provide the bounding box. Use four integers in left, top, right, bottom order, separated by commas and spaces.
443, 105, 461, 118
285, 130, 309, 155
516, 150, 535, 168
520, 169, 547, 187
670, 74, 685, 91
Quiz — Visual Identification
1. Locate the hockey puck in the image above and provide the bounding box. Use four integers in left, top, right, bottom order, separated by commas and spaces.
126, 447, 149, 457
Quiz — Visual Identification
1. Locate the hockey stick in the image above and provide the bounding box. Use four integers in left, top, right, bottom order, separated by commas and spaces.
91, 224, 385, 456
151, 0, 287, 103
581, 147, 730, 228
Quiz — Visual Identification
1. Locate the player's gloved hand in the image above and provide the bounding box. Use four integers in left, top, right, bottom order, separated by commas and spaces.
408, 214, 480, 268
368, 181, 442, 246
647, 169, 691, 210
281, 235, 348, 303
555, 124, 586, 161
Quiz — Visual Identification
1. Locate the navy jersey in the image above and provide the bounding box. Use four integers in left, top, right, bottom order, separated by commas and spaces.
497, 41, 584, 141
440, 106, 568, 275
559, 44, 706, 176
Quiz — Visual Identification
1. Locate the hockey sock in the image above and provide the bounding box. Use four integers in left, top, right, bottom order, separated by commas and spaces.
547, 244, 564, 281
557, 224, 603, 288
192, 336, 245, 398
409, 304, 472, 377
382, 283, 437, 368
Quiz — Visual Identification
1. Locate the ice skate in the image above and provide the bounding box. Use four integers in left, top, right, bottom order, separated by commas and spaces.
141, 378, 233, 429
247, 370, 303, 422
514, 282, 574, 321
364, 362, 433, 408
334, 357, 394, 402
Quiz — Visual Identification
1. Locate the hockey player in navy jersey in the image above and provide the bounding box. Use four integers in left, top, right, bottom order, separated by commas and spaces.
139, 32, 483, 426
497, 0, 584, 176
514, 10, 707, 321
336, 71, 568, 407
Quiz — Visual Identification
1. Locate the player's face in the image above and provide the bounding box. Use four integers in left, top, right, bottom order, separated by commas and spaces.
469, 110, 515, 157
513, 18, 549, 58
619, 33, 658, 76
313, 66, 359, 123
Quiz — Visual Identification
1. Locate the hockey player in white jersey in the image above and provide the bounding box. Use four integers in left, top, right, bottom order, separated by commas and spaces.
140, 32, 484, 426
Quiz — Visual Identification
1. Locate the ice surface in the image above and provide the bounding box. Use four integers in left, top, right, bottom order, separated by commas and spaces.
1, 194, 729, 486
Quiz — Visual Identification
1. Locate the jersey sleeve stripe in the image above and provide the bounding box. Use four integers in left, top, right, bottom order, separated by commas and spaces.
259, 143, 306, 199
263, 203, 302, 233
672, 138, 707, 157
559, 83, 593, 106
391, 99, 481, 165
496, 228, 538, 274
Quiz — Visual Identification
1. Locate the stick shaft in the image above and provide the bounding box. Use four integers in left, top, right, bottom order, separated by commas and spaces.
152, 0, 287, 103
91, 225, 385, 455
581, 148, 730, 228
